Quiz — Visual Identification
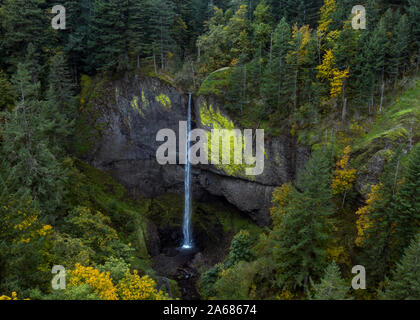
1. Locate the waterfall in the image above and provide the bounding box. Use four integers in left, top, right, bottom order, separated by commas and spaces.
182, 93, 193, 249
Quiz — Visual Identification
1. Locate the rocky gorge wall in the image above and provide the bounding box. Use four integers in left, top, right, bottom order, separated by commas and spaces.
78, 72, 311, 226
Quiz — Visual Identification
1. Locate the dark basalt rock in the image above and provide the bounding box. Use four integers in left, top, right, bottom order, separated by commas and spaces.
82, 73, 310, 226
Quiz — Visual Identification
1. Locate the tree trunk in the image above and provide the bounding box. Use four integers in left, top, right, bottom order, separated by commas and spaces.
341, 81, 347, 122
409, 119, 414, 151
417, 47, 420, 73
379, 69, 385, 113
242, 65, 247, 114
153, 50, 157, 75
293, 69, 298, 112
160, 17, 164, 71
269, 32, 273, 71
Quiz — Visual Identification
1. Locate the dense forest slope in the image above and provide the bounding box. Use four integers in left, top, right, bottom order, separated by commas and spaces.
1, 0, 419, 300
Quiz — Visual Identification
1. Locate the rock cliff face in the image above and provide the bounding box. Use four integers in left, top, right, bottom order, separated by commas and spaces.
80, 73, 310, 226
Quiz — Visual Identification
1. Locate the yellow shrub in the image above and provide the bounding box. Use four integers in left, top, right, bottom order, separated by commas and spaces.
0, 292, 18, 300
331, 146, 356, 195
355, 184, 382, 246
69, 264, 118, 300
118, 271, 169, 300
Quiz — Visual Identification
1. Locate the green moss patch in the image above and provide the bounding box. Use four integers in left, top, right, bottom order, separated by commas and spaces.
199, 101, 256, 179
198, 67, 231, 97
155, 93, 172, 111
73, 75, 110, 157
353, 79, 420, 165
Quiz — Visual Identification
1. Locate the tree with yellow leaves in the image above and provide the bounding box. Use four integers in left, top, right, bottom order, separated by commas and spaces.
0, 292, 19, 300
0, 194, 54, 293
317, 49, 349, 99
68, 264, 119, 300
318, 0, 336, 39
67, 264, 170, 300
270, 183, 293, 228
118, 271, 169, 300
355, 148, 405, 283
355, 183, 381, 246
287, 24, 317, 111
332, 146, 356, 207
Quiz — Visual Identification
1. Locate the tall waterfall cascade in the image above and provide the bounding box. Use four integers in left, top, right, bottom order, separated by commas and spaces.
182, 93, 193, 249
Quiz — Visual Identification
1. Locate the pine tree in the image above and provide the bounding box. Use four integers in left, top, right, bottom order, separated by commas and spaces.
391, 144, 420, 260
311, 261, 350, 300
251, 0, 274, 52
0, 0, 53, 70
127, 0, 150, 69
88, 0, 130, 72
147, 0, 177, 72
407, 0, 420, 70
357, 148, 404, 282
368, 16, 389, 112
388, 12, 410, 85
352, 28, 375, 113
271, 148, 334, 291
1, 63, 66, 216
225, 230, 254, 267
43, 53, 76, 154
0, 70, 14, 111
197, 4, 251, 73
382, 234, 420, 300
62, 0, 93, 74
287, 25, 317, 112
260, 17, 293, 120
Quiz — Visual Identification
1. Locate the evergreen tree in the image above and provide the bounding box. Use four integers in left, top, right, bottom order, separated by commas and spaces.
368, 15, 389, 112
0, 0, 54, 71
388, 13, 410, 84
197, 5, 251, 73
260, 17, 293, 120
311, 261, 350, 300
1, 63, 66, 217
43, 53, 76, 154
271, 148, 334, 291
251, 0, 274, 52
126, 0, 149, 69
62, 0, 93, 75
358, 149, 404, 282
0, 70, 14, 111
407, 0, 420, 70
382, 234, 420, 300
147, 0, 177, 72
225, 230, 254, 267
391, 145, 420, 260
88, 0, 130, 72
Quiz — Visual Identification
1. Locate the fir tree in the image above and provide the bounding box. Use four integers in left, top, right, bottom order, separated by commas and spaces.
88, 0, 130, 72
272, 148, 334, 291
43, 53, 76, 154
260, 17, 293, 120
1, 63, 66, 216
0, 0, 53, 71
0, 70, 14, 111
311, 261, 350, 300
62, 0, 93, 74
391, 145, 420, 260
382, 234, 420, 300
358, 148, 404, 282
